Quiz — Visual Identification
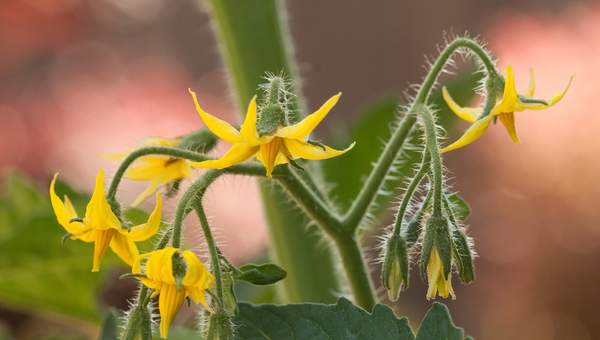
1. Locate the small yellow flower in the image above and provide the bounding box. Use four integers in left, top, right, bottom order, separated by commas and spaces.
109, 138, 192, 207
133, 247, 214, 339
50, 170, 162, 272
441, 65, 572, 152
188, 89, 355, 177
426, 247, 456, 300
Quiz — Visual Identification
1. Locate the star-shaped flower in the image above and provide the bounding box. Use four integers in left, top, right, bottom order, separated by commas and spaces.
50, 170, 162, 271
188, 89, 355, 177
441, 65, 572, 152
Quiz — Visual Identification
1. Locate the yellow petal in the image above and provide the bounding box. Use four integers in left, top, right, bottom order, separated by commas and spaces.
188, 88, 241, 144
158, 284, 186, 339
49, 174, 88, 236
527, 68, 535, 97
182, 250, 214, 290
258, 138, 285, 177
498, 112, 520, 143
92, 229, 115, 272
276, 93, 341, 139
84, 170, 122, 230
497, 65, 519, 113
129, 194, 163, 241
240, 96, 261, 145
109, 232, 139, 267
192, 143, 258, 169
442, 87, 480, 123
131, 180, 161, 208
522, 75, 573, 110
440, 115, 493, 153
284, 139, 355, 161
146, 247, 177, 284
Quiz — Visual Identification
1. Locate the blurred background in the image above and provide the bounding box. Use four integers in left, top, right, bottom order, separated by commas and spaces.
0, 0, 597, 339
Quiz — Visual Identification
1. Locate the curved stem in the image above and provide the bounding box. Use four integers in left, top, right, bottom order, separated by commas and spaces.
343, 37, 496, 231
193, 202, 225, 304
392, 150, 430, 238
419, 106, 444, 217
107, 147, 209, 200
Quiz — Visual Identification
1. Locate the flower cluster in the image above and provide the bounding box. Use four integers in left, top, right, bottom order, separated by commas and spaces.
49, 84, 352, 338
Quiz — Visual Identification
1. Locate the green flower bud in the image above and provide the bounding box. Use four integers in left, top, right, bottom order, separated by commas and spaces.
222, 268, 238, 315
381, 234, 409, 301
420, 216, 455, 300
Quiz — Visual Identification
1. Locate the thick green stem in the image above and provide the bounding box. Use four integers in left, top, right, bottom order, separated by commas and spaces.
206, 0, 341, 303
277, 168, 342, 237
335, 234, 376, 311
419, 106, 444, 217
343, 37, 497, 231
193, 202, 225, 304
121, 287, 148, 340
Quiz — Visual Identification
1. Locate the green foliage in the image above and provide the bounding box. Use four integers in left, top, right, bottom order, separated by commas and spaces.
233, 298, 470, 340
415, 303, 468, 340
234, 297, 413, 340
236, 263, 287, 285
0, 172, 117, 320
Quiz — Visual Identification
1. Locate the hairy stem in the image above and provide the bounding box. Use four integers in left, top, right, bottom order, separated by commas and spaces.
107, 147, 209, 201
193, 202, 225, 304
343, 37, 496, 231
419, 106, 444, 217
335, 234, 376, 310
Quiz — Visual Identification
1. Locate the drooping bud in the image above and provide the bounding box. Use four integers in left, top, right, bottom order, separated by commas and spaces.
420, 216, 455, 300
381, 234, 409, 301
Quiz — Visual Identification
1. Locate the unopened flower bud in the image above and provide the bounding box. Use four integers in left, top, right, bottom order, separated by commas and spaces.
420, 216, 455, 300
206, 311, 234, 340
382, 234, 409, 301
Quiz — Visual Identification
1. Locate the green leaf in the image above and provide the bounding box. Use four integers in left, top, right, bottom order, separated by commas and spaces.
236, 263, 287, 285
98, 310, 118, 340
415, 302, 467, 340
446, 193, 471, 221
234, 297, 414, 340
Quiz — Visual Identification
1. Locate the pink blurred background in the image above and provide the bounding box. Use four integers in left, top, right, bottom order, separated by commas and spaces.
1, 0, 599, 339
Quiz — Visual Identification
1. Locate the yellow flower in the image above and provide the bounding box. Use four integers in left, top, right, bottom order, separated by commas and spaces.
426, 247, 456, 300
50, 170, 162, 272
188, 89, 355, 177
109, 138, 193, 207
133, 247, 214, 339
441, 65, 572, 152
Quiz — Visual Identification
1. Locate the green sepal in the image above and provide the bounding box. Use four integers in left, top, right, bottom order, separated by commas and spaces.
178, 129, 218, 153
419, 221, 434, 281
236, 263, 287, 285
381, 234, 409, 301
221, 268, 239, 315
451, 228, 475, 283
432, 217, 453, 279
446, 193, 470, 221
